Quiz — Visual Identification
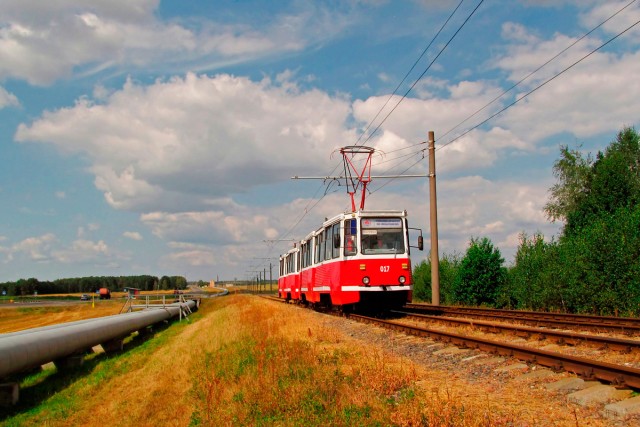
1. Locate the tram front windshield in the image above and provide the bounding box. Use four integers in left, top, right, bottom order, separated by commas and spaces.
361, 218, 405, 254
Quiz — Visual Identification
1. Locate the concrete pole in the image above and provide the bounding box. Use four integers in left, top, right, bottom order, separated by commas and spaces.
428, 131, 441, 306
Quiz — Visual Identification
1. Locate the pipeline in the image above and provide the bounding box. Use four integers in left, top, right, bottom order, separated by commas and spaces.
0, 300, 196, 379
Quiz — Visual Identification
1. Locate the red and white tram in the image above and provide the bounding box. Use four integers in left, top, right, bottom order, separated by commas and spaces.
278, 209, 423, 311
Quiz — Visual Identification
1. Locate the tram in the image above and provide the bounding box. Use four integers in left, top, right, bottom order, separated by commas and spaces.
278, 209, 422, 311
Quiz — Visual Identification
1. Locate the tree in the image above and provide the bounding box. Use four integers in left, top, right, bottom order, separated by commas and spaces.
546, 127, 640, 237
544, 145, 593, 225
412, 259, 431, 302
520, 127, 640, 315
451, 237, 506, 307
412, 252, 461, 303
173, 276, 188, 290
159, 275, 171, 290
507, 233, 556, 310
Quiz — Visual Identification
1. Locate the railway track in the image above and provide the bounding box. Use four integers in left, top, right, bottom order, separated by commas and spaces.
391, 310, 640, 352
349, 313, 640, 389
405, 303, 640, 335
262, 295, 640, 389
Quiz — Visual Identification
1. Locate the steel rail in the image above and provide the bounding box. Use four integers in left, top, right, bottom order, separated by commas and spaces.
404, 304, 640, 334
349, 313, 640, 389
0, 300, 196, 379
406, 303, 640, 326
392, 310, 640, 352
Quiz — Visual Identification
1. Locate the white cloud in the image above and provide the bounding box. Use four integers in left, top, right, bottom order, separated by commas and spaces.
141, 209, 278, 246
164, 242, 219, 267
11, 233, 56, 262
16, 73, 353, 212
433, 176, 559, 262
0, 0, 351, 85
0, 86, 19, 109
4, 233, 119, 268
493, 22, 640, 141
580, 1, 640, 37
52, 239, 109, 263
351, 79, 532, 167
123, 231, 143, 241
77, 223, 100, 239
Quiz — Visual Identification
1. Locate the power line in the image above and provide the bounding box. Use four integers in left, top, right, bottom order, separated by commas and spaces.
358, 0, 485, 149
338, 0, 485, 189
353, 0, 466, 148
438, 0, 638, 143
369, 12, 640, 192
438, 15, 640, 153
344, 0, 484, 176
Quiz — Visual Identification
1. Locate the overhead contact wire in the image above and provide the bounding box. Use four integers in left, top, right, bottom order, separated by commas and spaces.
359, 0, 485, 149
438, 0, 638, 143
370, 12, 640, 193
353, 0, 466, 148
437, 16, 640, 153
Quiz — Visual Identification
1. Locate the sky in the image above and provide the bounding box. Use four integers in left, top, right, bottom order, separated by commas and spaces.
0, 0, 639, 283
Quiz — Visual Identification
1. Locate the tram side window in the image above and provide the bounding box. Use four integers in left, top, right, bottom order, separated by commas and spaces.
279, 258, 284, 276
331, 222, 340, 259
301, 243, 308, 268
316, 232, 324, 263
310, 237, 315, 265
344, 219, 357, 256
324, 227, 333, 261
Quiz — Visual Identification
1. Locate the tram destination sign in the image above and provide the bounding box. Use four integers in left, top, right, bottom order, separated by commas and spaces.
361, 218, 402, 229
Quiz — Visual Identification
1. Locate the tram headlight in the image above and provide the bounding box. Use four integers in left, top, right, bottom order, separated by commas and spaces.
362, 276, 370, 286
398, 275, 406, 285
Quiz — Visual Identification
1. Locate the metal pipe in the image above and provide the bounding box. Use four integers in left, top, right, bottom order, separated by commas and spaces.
0, 300, 196, 379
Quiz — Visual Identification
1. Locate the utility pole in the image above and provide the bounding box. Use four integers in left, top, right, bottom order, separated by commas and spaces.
253, 258, 276, 293
428, 131, 440, 306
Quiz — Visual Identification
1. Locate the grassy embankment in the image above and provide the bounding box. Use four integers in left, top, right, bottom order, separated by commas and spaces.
2, 295, 584, 426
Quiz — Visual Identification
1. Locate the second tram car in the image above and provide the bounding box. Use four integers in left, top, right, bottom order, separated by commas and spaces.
278, 209, 422, 311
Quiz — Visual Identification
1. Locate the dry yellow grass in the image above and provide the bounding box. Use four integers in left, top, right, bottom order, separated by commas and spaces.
2, 295, 615, 426
0, 301, 124, 333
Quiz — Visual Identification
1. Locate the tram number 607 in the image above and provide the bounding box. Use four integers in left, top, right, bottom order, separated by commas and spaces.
380, 265, 390, 273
